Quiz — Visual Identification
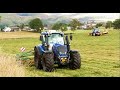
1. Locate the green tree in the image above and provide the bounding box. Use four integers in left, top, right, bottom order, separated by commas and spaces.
113, 19, 120, 29
69, 19, 81, 31
105, 21, 112, 29
29, 18, 43, 33
96, 23, 103, 27
52, 23, 68, 32
52, 23, 60, 30
60, 23, 68, 32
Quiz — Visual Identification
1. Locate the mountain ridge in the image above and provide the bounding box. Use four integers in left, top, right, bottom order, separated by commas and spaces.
0, 13, 118, 26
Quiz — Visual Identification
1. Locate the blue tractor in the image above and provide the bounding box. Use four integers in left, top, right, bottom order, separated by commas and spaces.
34, 30, 81, 72
89, 27, 101, 36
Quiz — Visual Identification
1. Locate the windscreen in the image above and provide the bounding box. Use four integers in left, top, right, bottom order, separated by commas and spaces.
48, 34, 64, 45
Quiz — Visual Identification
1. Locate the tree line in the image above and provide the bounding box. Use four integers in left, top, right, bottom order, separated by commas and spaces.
28, 18, 120, 33
28, 18, 82, 33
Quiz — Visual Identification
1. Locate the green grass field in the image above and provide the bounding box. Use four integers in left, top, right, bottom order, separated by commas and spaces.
0, 29, 120, 77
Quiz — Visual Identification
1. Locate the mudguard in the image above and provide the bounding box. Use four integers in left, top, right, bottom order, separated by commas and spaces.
34, 45, 53, 56
70, 50, 79, 53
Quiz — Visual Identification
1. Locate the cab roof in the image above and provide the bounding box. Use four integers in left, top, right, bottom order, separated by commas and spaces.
41, 30, 63, 35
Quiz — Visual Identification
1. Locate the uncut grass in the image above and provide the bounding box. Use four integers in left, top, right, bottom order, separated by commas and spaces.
0, 54, 25, 77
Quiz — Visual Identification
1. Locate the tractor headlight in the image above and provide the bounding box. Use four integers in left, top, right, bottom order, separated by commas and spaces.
60, 57, 67, 60
60, 57, 67, 63
61, 58, 63, 60
64, 58, 67, 59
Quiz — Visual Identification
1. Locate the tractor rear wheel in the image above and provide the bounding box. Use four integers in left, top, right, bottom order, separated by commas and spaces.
69, 51, 81, 70
34, 47, 42, 69
42, 53, 54, 72
92, 33, 95, 36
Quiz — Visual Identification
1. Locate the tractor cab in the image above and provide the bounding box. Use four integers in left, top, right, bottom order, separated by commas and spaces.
40, 30, 64, 48
40, 30, 64, 51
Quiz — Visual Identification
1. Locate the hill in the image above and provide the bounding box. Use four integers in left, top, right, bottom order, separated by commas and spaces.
0, 13, 118, 26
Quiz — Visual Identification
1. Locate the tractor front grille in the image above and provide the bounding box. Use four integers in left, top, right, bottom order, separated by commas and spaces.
57, 46, 67, 54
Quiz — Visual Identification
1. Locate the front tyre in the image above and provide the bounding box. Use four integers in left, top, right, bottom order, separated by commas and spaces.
69, 51, 81, 70
42, 52, 54, 72
34, 47, 42, 69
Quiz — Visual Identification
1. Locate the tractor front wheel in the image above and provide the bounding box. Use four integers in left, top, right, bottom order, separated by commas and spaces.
34, 47, 42, 69
69, 51, 81, 70
42, 53, 54, 72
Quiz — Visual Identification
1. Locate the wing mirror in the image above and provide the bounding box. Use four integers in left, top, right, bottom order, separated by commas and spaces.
40, 35, 43, 41
70, 33, 72, 40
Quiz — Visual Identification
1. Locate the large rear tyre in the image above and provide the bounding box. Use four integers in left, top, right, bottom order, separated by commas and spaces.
69, 51, 81, 70
34, 47, 42, 69
42, 53, 54, 72
92, 33, 95, 36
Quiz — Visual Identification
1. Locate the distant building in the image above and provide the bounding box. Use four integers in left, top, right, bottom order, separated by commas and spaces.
81, 20, 97, 30
22, 26, 31, 31
3, 27, 11, 32
10, 26, 20, 31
